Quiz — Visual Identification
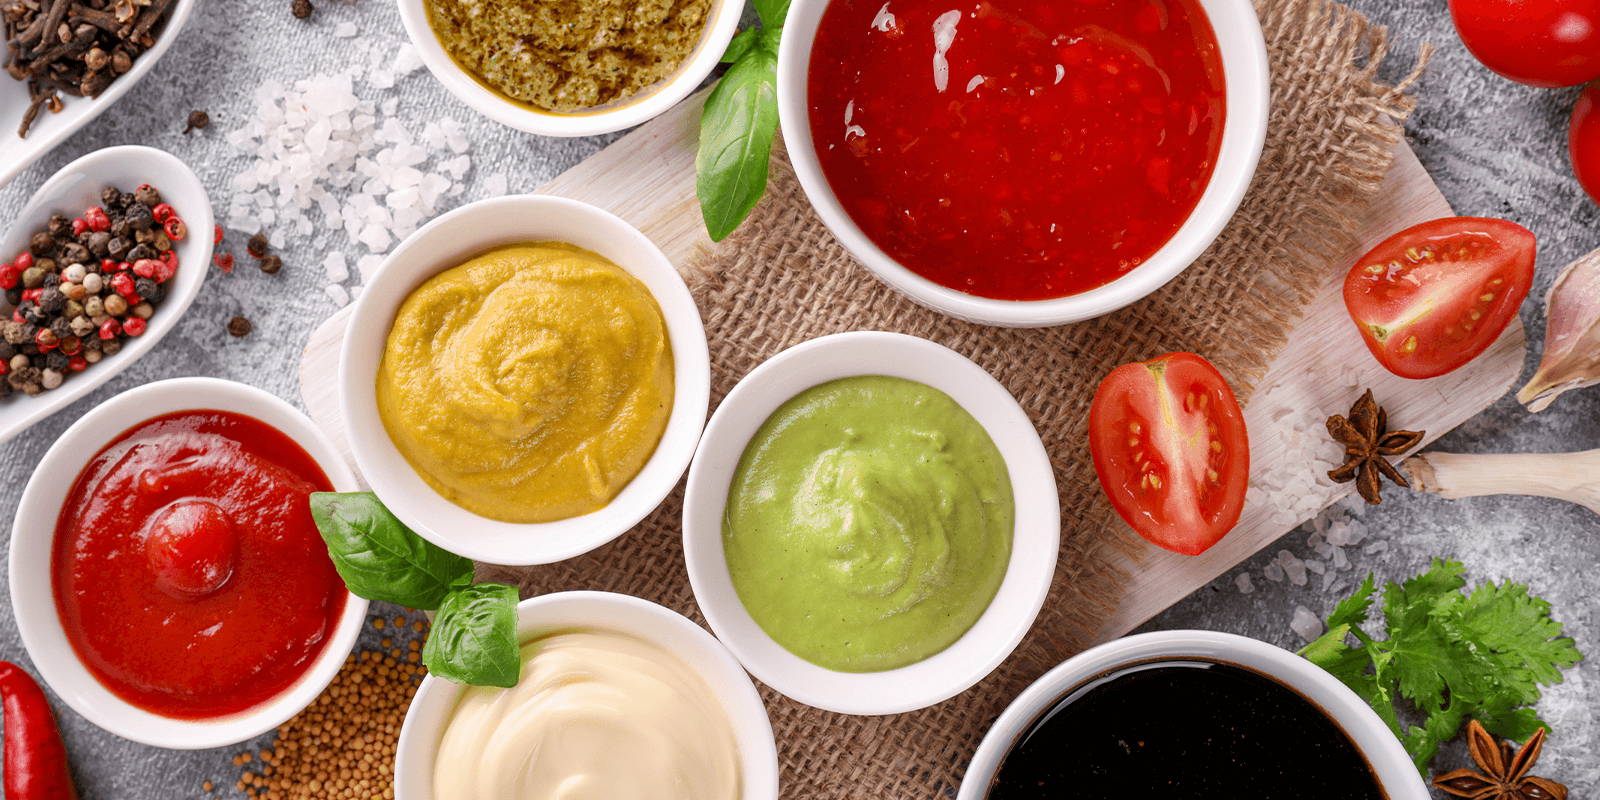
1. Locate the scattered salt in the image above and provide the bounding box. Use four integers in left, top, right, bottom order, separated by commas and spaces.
333, 22, 357, 38
1263, 562, 1285, 583
1235, 573, 1254, 595
323, 251, 349, 282
325, 284, 350, 306
483, 173, 508, 197
1290, 605, 1324, 641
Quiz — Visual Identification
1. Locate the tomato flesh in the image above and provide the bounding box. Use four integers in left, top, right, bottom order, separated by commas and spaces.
1448, 0, 1600, 87
1343, 217, 1535, 379
1573, 82, 1600, 206
1089, 352, 1248, 556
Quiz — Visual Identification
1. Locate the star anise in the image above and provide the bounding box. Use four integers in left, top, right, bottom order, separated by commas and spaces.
1325, 389, 1424, 504
1432, 721, 1568, 800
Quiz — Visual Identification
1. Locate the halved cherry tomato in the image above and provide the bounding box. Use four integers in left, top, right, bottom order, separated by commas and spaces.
1572, 82, 1600, 206
1343, 217, 1536, 379
1089, 352, 1248, 556
1448, 0, 1600, 87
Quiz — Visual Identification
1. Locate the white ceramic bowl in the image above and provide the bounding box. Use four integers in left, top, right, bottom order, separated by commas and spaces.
957, 631, 1430, 799
340, 194, 711, 566
683, 331, 1060, 715
0, 145, 213, 444
7, 377, 368, 750
0, 3, 199, 187
777, 0, 1271, 327
396, 0, 743, 137
395, 591, 779, 800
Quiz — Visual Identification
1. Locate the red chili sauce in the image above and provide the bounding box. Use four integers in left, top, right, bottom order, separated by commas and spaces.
51, 411, 346, 719
807, 0, 1227, 300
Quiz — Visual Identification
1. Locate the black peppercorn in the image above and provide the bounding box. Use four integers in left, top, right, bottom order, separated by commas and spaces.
127, 243, 155, 262
29, 231, 55, 255
48, 316, 70, 340
134, 278, 162, 303
0, 342, 14, 360
44, 351, 68, 371
291, 0, 314, 17
246, 232, 270, 259
38, 288, 66, 315
48, 214, 73, 239
107, 237, 131, 260
227, 316, 252, 337
85, 232, 110, 258
4, 288, 20, 306
133, 185, 162, 207
101, 187, 122, 209
111, 218, 132, 239
61, 241, 91, 265
21, 304, 47, 325
183, 110, 210, 134
259, 254, 282, 274
40, 272, 59, 289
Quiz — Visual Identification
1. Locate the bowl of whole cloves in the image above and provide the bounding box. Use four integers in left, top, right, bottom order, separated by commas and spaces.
1, 0, 197, 187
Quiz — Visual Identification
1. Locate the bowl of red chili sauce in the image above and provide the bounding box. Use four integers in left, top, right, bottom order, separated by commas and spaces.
780, 0, 1269, 326
8, 377, 367, 749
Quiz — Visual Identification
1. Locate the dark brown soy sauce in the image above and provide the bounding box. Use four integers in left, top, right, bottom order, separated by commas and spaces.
986, 659, 1387, 799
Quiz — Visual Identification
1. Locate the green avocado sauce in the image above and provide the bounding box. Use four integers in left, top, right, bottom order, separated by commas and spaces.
723, 375, 1014, 672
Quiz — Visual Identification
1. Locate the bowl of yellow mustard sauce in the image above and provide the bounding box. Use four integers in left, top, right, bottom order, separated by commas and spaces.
341, 195, 710, 565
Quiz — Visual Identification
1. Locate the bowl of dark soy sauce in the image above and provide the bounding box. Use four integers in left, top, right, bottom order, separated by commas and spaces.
958, 631, 1428, 800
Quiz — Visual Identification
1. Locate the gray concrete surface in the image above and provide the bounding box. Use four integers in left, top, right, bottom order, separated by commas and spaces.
0, 0, 1594, 796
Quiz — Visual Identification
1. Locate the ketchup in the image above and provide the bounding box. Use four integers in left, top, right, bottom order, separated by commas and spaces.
808, 0, 1227, 301
51, 411, 346, 719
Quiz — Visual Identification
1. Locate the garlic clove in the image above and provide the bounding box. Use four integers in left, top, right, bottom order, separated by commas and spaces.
1517, 247, 1600, 412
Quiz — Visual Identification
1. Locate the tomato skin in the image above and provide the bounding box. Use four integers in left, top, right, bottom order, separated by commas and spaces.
1448, 0, 1600, 87
1089, 352, 1249, 556
1343, 217, 1536, 380
1573, 82, 1600, 205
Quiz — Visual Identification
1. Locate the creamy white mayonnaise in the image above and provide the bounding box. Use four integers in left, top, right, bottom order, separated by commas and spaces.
432, 629, 741, 800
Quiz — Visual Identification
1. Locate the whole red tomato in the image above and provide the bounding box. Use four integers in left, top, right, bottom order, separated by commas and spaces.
1573, 82, 1600, 205
1449, 0, 1600, 87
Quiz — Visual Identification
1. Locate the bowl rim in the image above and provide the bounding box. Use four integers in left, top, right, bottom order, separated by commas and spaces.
394, 0, 744, 137
682, 331, 1060, 715
0, 145, 213, 445
393, 590, 780, 800
954, 630, 1431, 800
6, 377, 369, 750
775, 0, 1272, 327
339, 193, 711, 566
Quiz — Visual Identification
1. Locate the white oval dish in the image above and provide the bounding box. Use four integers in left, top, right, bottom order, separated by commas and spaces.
0, 2, 200, 188
395, 0, 742, 137
340, 194, 711, 566
7, 377, 368, 750
682, 331, 1060, 715
776, 0, 1271, 327
0, 145, 213, 444
957, 631, 1430, 800
395, 591, 779, 800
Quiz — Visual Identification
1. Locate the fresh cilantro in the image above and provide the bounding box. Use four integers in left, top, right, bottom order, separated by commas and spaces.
1299, 559, 1582, 774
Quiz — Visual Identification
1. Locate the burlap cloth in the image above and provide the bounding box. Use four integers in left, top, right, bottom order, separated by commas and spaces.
481, 0, 1427, 794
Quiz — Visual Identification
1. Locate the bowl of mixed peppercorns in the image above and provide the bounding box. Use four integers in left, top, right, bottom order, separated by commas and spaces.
0, 145, 212, 443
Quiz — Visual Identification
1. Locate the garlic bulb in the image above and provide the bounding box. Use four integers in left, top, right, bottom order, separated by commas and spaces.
1517, 247, 1600, 412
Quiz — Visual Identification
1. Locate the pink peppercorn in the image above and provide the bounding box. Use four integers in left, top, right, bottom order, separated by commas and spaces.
98, 319, 121, 340
110, 273, 136, 297
122, 317, 147, 337
164, 218, 187, 241
84, 206, 110, 232
213, 252, 235, 273
15, 252, 33, 271
67, 356, 87, 372
21, 288, 41, 303
214, 225, 224, 245
0, 264, 17, 290
132, 259, 162, 279
101, 258, 116, 272
71, 218, 88, 236
151, 204, 175, 224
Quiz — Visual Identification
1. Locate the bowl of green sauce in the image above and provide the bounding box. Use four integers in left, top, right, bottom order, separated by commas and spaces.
682, 331, 1059, 715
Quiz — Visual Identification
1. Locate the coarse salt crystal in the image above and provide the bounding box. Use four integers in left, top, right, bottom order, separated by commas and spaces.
1290, 605, 1324, 641
323, 252, 349, 283
1263, 562, 1285, 583
1305, 558, 1326, 575
1234, 573, 1254, 594
357, 254, 384, 281
325, 284, 350, 306
483, 173, 508, 197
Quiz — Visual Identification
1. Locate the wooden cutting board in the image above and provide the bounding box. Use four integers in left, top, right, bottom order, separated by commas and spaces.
297, 95, 1525, 644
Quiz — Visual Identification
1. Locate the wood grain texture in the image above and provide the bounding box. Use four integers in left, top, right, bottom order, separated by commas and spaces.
297, 104, 1524, 645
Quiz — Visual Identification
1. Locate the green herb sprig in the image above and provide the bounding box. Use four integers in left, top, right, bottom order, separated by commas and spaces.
696, 0, 788, 241
310, 492, 521, 688
1300, 559, 1582, 773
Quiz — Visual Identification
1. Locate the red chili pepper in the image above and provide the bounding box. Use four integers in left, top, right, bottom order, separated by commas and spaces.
0, 661, 78, 800
69, 218, 86, 237
83, 207, 109, 233
0, 264, 18, 290
163, 218, 187, 242
15, 253, 33, 271
151, 204, 175, 224
213, 252, 235, 273
122, 317, 147, 337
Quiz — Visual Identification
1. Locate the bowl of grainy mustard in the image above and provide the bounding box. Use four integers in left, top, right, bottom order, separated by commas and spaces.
399, 0, 745, 137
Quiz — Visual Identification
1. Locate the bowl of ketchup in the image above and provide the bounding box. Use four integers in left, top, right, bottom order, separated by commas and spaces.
7, 377, 367, 749
779, 0, 1270, 327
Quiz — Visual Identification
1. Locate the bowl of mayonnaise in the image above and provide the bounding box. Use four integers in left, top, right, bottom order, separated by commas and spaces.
394, 591, 778, 800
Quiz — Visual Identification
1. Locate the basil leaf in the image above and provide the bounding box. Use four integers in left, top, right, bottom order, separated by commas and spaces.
309, 491, 474, 610
696, 38, 779, 242
722, 27, 761, 64
753, 0, 790, 28
423, 583, 521, 688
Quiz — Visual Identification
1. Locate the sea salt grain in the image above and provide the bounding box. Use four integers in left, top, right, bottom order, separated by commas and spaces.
325, 284, 351, 306
1264, 561, 1285, 583
1235, 573, 1254, 594
483, 173, 508, 197
1290, 605, 1324, 641
323, 252, 348, 283
333, 22, 357, 38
